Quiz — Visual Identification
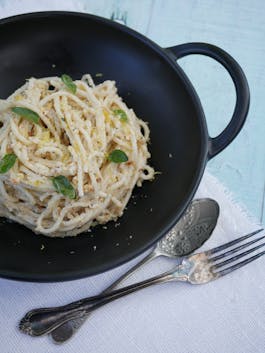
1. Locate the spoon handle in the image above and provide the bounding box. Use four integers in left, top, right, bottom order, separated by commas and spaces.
20, 269, 174, 337
51, 250, 157, 343
105, 250, 158, 292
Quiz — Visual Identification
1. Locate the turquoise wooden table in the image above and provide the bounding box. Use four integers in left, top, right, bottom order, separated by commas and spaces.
0, 0, 264, 222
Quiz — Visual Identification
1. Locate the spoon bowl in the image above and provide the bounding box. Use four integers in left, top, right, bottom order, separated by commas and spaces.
157, 198, 219, 257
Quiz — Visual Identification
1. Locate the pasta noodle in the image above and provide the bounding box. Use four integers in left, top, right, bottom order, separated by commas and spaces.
0, 75, 154, 237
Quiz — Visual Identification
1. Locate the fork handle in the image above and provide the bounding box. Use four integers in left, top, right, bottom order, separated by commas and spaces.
51, 250, 157, 342
20, 269, 175, 337
104, 250, 158, 292
51, 250, 157, 343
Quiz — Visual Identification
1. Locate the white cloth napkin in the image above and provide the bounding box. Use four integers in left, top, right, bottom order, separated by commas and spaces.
0, 170, 264, 353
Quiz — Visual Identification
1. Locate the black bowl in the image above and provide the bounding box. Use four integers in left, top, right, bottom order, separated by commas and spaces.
0, 12, 249, 281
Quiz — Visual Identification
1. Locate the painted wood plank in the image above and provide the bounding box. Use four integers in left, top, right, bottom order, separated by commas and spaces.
77, 0, 154, 34
146, 0, 265, 222
0, 0, 154, 33
0, 0, 86, 17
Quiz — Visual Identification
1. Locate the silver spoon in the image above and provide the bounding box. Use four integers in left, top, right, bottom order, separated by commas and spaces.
51, 198, 219, 343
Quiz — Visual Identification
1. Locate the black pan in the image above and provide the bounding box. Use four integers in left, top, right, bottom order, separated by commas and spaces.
0, 12, 249, 282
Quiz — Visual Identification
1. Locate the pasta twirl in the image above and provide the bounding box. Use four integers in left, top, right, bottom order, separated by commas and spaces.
0, 75, 154, 237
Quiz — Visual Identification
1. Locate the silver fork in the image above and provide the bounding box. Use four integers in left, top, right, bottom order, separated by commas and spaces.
19, 229, 265, 337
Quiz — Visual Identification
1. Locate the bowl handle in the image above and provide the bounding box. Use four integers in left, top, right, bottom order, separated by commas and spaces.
165, 42, 250, 159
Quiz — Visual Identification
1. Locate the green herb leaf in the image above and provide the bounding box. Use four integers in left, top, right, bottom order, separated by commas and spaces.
108, 149, 128, 163
0, 153, 17, 174
113, 109, 128, 122
61, 74, 77, 94
52, 175, 76, 199
11, 107, 40, 124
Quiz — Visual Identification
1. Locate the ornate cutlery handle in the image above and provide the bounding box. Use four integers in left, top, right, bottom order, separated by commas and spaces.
51, 250, 157, 342
20, 270, 175, 337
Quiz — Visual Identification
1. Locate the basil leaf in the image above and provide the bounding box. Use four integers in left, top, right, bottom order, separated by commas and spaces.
61, 74, 77, 94
113, 109, 128, 122
11, 107, 40, 124
52, 175, 76, 199
0, 153, 17, 174
108, 149, 128, 163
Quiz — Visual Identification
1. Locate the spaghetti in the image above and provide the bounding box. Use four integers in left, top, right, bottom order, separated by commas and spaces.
0, 75, 154, 237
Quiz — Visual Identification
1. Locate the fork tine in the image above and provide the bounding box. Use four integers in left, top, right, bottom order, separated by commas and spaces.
209, 235, 265, 262
212, 242, 265, 269
215, 250, 265, 277
207, 229, 263, 255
